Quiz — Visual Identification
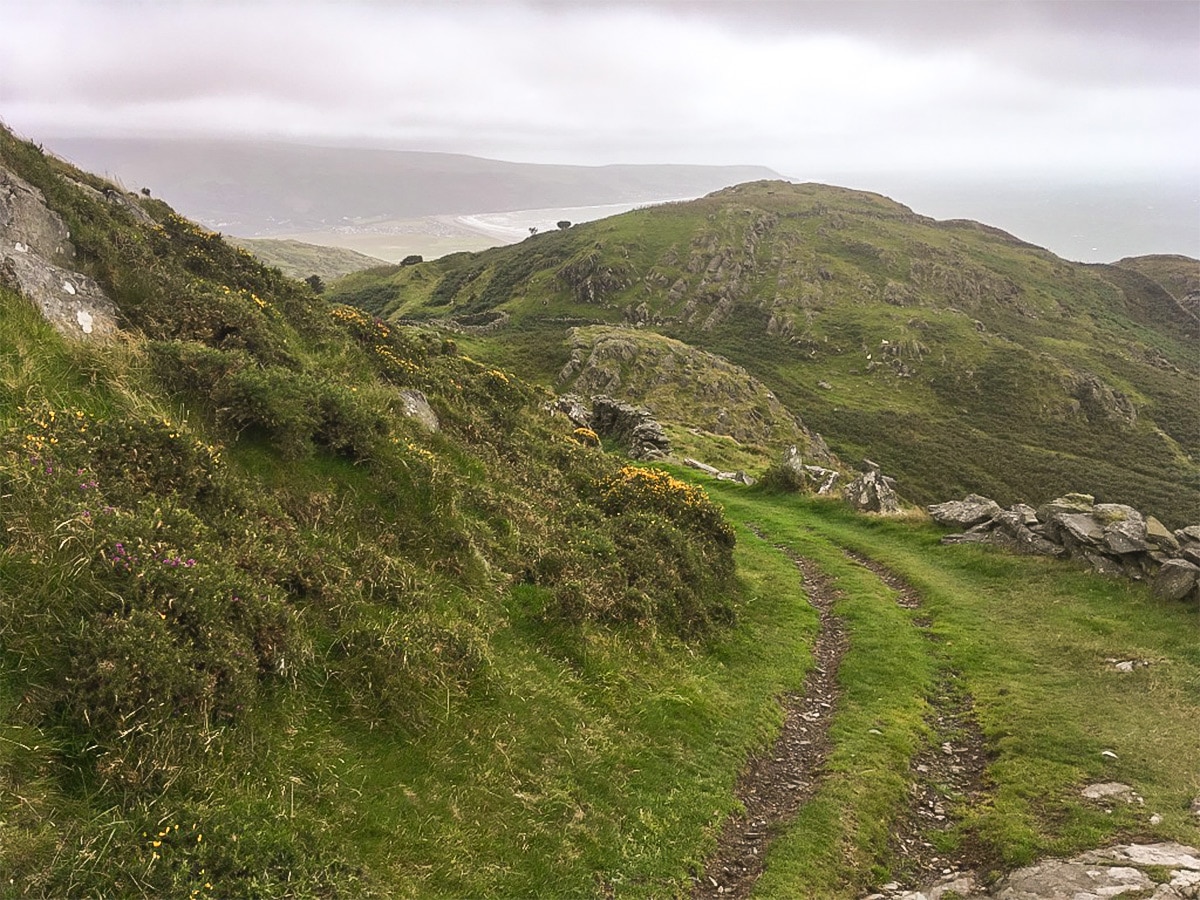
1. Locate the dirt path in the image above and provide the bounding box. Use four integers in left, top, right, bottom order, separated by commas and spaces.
843, 551, 992, 895
691, 537, 848, 899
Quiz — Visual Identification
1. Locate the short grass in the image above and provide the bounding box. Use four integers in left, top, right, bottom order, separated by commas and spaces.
690, 478, 1199, 897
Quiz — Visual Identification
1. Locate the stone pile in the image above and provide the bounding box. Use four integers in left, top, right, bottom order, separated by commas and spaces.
929, 492, 1200, 603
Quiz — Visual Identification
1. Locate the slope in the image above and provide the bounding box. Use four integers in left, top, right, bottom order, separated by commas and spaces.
329, 181, 1200, 527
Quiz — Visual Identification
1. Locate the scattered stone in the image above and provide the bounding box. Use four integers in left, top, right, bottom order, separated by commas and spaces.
1081, 782, 1142, 804
1153, 559, 1200, 603
398, 389, 439, 432
817, 380, 833, 390
1101, 749, 1119, 759
931, 491, 1200, 603
1150, 813, 1163, 826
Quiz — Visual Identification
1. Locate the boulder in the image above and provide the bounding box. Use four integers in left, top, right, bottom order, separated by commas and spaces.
928, 494, 1002, 528
1010, 503, 1039, 526
844, 468, 901, 514
1093, 504, 1148, 555
1055, 512, 1105, 547
546, 394, 592, 429
1174, 525, 1200, 544
1151, 558, 1200, 602
399, 389, 439, 432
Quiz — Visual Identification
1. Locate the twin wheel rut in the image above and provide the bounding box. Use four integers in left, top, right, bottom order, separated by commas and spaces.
691, 538, 989, 899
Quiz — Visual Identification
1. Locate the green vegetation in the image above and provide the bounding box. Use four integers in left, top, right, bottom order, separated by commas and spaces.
1, 128, 1196, 898
700, 479, 1200, 897
231, 237, 388, 283
329, 182, 1200, 527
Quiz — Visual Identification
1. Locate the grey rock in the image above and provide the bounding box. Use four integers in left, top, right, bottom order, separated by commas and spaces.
1, 165, 118, 340
1093, 504, 1148, 555
683, 458, 720, 476
928, 494, 1002, 528
1145, 516, 1181, 554
590, 395, 671, 460
1081, 782, 1141, 803
995, 858, 1153, 898
1010, 503, 1040, 526
1182, 543, 1200, 567
845, 468, 901, 514
716, 469, 755, 486
399, 389, 439, 432
546, 394, 592, 429
1152, 559, 1200, 602
1174, 526, 1200, 544
1036, 493, 1095, 524
1056, 512, 1105, 546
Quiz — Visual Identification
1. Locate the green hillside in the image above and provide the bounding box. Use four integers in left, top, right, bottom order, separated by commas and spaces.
2, 129, 1197, 898
231, 237, 387, 283
329, 182, 1200, 527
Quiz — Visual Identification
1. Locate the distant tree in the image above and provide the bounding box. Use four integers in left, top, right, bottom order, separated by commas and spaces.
557, 220, 572, 230
305, 274, 325, 294
528, 226, 539, 236
401, 254, 424, 266
140, 187, 151, 197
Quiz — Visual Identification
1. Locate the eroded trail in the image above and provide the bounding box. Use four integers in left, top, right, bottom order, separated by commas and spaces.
843, 551, 991, 896
692, 538, 848, 899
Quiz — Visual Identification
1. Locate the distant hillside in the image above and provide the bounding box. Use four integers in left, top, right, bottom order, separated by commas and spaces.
42, 136, 781, 234
231, 237, 387, 282
1113, 254, 1200, 318
331, 180, 1200, 526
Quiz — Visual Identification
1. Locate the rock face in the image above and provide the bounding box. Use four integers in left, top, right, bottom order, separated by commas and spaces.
930, 492, 1200, 602
398, 389, 439, 433
546, 394, 671, 460
0, 164, 118, 340
844, 464, 901, 514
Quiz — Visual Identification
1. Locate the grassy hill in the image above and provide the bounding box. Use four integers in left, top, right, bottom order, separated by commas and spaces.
3, 128, 1197, 898
231, 237, 387, 282
329, 182, 1200, 527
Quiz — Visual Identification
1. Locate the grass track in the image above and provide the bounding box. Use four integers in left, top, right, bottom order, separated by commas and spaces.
691, 476, 1200, 898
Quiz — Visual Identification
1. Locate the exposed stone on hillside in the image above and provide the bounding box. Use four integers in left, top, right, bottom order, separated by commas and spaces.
0, 164, 118, 340
590, 396, 670, 460
1067, 372, 1137, 425
546, 394, 671, 460
844, 463, 901, 514
557, 325, 836, 464
928, 494, 1002, 528
398, 389, 439, 432
931, 492, 1200, 601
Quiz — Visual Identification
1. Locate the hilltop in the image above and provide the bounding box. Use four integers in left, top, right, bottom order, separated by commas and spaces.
329, 181, 1200, 527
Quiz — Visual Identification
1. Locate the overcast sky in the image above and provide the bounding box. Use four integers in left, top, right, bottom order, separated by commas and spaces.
2, 0, 1197, 182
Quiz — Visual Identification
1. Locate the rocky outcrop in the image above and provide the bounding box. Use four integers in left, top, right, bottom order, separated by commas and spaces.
931, 492, 1200, 601
844, 461, 901, 514
1, 164, 118, 340
590, 396, 670, 460
545, 394, 670, 460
